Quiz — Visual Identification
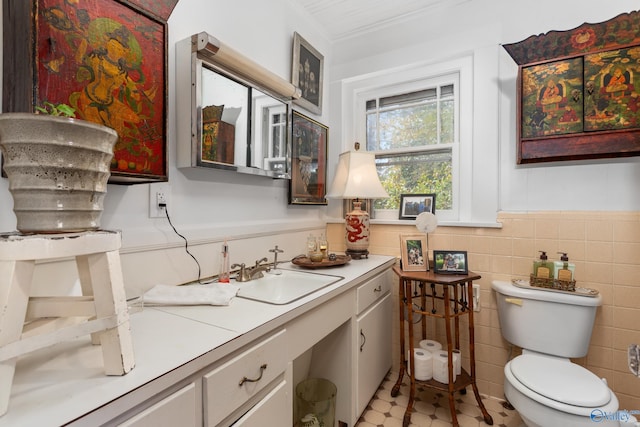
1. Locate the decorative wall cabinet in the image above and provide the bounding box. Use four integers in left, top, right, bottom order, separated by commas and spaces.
2, 0, 177, 183
504, 10, 640, 164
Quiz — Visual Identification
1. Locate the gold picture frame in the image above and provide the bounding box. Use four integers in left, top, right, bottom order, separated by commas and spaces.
400, 234, 428, 272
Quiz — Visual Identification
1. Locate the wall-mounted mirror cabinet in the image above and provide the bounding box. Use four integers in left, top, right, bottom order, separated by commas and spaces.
176, 32, 299, 178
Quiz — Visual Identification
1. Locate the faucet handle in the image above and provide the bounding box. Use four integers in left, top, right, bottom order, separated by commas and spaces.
268, 245, 284, 270
231, 263, 251, 282
255, 257, 268, 267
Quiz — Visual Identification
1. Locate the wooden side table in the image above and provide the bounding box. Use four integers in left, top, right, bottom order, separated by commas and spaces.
391, 265, 492, 427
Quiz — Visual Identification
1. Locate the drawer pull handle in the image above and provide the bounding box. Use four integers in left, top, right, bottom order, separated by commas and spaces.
360, 329, 366, 352
373, 285, 382, 293
238, 364, 268, 386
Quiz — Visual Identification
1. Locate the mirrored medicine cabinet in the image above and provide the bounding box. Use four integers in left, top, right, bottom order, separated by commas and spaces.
176, 32, 299, 178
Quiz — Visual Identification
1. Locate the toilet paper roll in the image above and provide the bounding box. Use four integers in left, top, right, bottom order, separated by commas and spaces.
412, 349, 433, 381
453, 349, 462, 376
432, 351, 458, 384
419, 339, 442, 352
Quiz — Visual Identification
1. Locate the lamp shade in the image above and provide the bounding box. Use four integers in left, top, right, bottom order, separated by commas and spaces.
326, 151, 389, 199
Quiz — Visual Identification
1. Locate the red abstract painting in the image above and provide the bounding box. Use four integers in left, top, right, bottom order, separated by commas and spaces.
35, 0, 167, 179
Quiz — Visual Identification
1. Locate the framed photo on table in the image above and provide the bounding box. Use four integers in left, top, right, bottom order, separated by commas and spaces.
291, 32, 324, 115
433, 250, 468, 275
2, 0, 170, 183
289, 110, 328, 205
399, 193, 436, 220
400, 234, 428, 272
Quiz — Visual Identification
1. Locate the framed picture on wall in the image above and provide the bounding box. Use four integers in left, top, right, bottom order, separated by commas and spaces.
2, 0, 170, 183
400, 234, 428, 272
291, 32, 324, 115
399, 193, 436, 220
289, 110, 328, 205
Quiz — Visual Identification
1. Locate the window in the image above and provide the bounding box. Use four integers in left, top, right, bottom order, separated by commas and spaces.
362, 73, 459, 218
340, 54, 497, 225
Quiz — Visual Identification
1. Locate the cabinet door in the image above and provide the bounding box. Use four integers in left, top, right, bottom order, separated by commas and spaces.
356, 293, 392, 416
118, 382, 197, 427
231, 380, 289, 427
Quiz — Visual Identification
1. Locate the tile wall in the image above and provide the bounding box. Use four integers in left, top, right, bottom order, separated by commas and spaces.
327, 211, 640, 410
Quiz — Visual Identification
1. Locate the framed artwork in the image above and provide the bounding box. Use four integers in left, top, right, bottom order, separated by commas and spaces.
289, 110, 328, 205
291, 32, 324, 115
503, 10, 640, 164
433, 250, 468, 275
2, 0, 169, 183
400, 234, 428, 272
399, 193, 436, 220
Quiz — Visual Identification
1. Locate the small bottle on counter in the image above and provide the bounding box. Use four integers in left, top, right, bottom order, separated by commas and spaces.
317, 233, 328, 258
554, 252, 575, 282
306, 234, 317, 257
533, 251, 554, 279
218, 240, 230, 283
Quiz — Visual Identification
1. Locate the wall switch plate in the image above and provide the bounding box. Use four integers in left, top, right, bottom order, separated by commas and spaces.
149, 182, 171, 218
472, 284, 481, 312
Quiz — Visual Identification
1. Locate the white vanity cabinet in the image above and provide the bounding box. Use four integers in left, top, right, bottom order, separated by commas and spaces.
0, 256, 396, 427
355, 269, 393, 418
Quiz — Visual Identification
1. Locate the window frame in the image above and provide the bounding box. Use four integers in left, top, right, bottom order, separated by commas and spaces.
359, 73, 460, 221
349, 57, 473, 223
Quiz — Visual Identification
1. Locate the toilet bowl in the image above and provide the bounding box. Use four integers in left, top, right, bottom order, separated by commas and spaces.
492, 281, 638, 427
504, 351, 628, 426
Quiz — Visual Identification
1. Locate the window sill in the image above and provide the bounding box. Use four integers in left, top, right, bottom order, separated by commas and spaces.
326, 217, 502, 229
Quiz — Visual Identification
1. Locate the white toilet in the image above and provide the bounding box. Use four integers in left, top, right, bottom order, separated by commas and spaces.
492, 280, 638, 427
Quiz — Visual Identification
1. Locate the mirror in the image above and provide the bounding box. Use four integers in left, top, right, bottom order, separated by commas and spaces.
176, 33, 295, 179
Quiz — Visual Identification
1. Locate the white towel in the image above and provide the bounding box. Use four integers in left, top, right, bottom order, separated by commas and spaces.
142, 283, 239, 306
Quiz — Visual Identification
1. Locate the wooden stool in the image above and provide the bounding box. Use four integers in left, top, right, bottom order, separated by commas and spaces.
0, 230, 135, 415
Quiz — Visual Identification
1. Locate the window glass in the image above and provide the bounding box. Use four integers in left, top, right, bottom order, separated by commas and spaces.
364, 78, 458, 212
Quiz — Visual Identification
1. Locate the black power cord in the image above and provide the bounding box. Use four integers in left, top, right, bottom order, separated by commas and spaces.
160, 202, 214, 285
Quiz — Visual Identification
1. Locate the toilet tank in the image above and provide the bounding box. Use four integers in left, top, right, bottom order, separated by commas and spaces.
491, 281, 602, 358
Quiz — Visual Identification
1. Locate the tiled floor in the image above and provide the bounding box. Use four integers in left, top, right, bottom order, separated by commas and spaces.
355, 371, 524, 427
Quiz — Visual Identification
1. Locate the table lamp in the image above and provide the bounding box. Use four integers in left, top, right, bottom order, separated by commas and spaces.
326, 143, 389, 259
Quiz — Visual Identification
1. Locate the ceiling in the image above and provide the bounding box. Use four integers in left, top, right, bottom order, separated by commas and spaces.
295, 0, 450, 41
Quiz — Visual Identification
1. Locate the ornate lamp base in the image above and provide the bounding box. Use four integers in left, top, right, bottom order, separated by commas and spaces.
345, 200, 370, 260
346, 248, 369, 260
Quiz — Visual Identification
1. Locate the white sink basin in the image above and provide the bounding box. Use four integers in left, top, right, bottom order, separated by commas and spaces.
236, 269, 343, 305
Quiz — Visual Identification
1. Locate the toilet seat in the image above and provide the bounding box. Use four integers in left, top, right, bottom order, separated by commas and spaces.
506, 354, 614, 416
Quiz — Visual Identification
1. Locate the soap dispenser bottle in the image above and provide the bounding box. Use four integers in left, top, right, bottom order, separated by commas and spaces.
554, 252, 575, 281
533, 251, 554, 279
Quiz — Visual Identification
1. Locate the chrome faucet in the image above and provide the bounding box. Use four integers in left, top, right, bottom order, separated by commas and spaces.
231, 257, 272, 282
231, 263, 251, 282
249, 257, 271, 279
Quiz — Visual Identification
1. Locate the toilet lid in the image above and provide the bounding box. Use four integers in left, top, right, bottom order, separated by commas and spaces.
510, 354, 610, 407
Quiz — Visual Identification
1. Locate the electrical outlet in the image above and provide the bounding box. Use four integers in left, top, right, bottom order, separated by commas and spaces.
149, 182, 171, 218
472, 283, 481, 312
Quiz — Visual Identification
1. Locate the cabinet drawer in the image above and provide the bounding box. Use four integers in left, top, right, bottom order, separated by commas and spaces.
231, 380, 289, 427
118, 382, 197, 427
356, 270, 391, 314
204, 329, 287, 426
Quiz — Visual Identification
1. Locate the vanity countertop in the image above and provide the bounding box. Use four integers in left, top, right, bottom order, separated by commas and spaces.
0, 255, 396, 427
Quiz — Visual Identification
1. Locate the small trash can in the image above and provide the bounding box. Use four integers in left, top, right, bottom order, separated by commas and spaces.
295, 378, 337, 427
